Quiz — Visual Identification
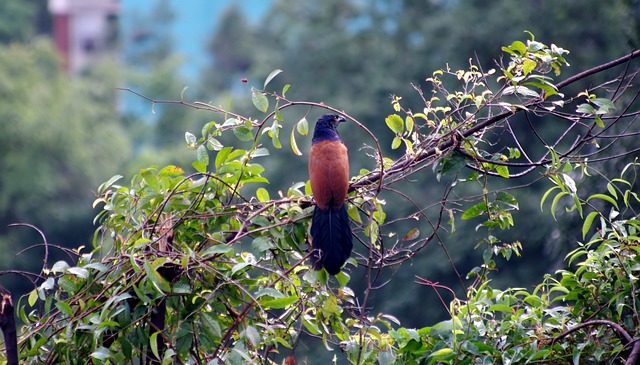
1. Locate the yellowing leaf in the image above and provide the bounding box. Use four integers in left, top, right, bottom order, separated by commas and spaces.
391, 136, 402, 149
403, 228, 420, 241
523, 58, 537, 75
290, 128, 302, 156
256, 187, 270, 202
385, 114, 404, 135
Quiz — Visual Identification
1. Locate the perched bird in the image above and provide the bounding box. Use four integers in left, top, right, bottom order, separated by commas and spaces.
308, 114, 353, 275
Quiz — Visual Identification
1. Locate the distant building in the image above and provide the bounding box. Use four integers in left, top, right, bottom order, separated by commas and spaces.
48, 0, 119, 73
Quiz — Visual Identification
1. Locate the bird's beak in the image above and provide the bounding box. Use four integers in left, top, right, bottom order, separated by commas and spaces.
336, 116, 346, 123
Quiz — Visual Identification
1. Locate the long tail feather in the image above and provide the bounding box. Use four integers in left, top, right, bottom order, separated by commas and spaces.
310, 204, 353, 275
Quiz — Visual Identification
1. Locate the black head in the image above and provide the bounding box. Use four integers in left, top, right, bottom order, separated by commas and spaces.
312, 114, 346, 144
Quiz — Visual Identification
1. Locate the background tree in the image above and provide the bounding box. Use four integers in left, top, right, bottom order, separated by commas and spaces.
0, 0, 38, 43
202, 6, 256, 92
122, 0, 207, 165
0, 39, 129, 292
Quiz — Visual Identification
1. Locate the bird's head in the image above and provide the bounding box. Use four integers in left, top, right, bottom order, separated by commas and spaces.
312, 114, 346, 144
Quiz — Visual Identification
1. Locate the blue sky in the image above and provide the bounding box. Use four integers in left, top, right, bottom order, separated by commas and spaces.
122, 0, 270, 80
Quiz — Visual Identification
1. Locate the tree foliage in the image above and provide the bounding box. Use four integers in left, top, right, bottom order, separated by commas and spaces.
0, 0, 37, 44
5, 32, 640, 365
0, 39, 129, 272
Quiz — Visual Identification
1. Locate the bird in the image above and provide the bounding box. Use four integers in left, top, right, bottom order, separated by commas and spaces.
308, 114, 353, 275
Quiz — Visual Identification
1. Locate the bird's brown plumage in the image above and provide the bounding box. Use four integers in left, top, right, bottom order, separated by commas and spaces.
308, 114, 352, 275
309, 140, 349, 211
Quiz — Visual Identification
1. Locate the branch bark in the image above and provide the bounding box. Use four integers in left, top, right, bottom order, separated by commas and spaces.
0, 287, 18, 365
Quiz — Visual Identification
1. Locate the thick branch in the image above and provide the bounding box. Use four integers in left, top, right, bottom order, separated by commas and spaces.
627, 340, 640, 365
556, 49, 640, 90
553, 319, 633, 345
0, 287, 18, 365
351, 49, 640, 190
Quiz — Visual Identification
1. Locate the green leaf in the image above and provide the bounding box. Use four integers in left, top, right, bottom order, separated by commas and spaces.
260, 295, 297, 309
504, 85, 539, 98
201, 245, 234, 258
501, 46, 514, 55
184, 131, 197, 148
405, 115, 414, 133
244, 326, 261, 347
522, 58, 537, 75
296, 117, 309, 135
496, 165, 510, 178
97, 175, 123, 194
302, 316, 321, 335
488, 304, 512, 313
271, 132, 282, 149
215, 147, 232, 169
150, 332, 160, 361
524, 81, 558, 97
252, 147, 270, 158
540, 186, 560, 211
251, 88, 269, 113
385, 114, 404, 135
52, 260, 70, 273
429, 348, 453, 358
576, 103, 596, 114
223, 117, 239, 127
391, 136, 402, 149
141, 168, 160, 192
347, 204, 362, 224
594, 115, 604, 128
587, 193, 619, 209
509, 40, 527, 55
256, 187, 270, 202
201, 313, 222, 337
192, 160, 206, 173
55, 301, 74, 317
201, 121, 216, 138
606, 182, 618, 199
256, 281, 288, 299
144, 260, 171, 293
67, 267, 89, 279
233, 126, 254, 141
462, 202, 487, 220
263, 69, 283, 89
335, 271, 350, 287
550, 191, 569, 219
377, 351, 395, 365
275, 107, 283, 121
172, 281, 191, 294
582, 211, 599, 239
592, 97, 615, 113
196, 145, 209, 167
91, 347, 111, 361
252, 236, 273, 252
282, 83, 291, 97
28, 289, 38, 306
207, 137, 224, 151
231, 262, 250, 275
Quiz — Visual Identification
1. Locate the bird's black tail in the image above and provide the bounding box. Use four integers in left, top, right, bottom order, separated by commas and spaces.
310, 204, 353, 275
